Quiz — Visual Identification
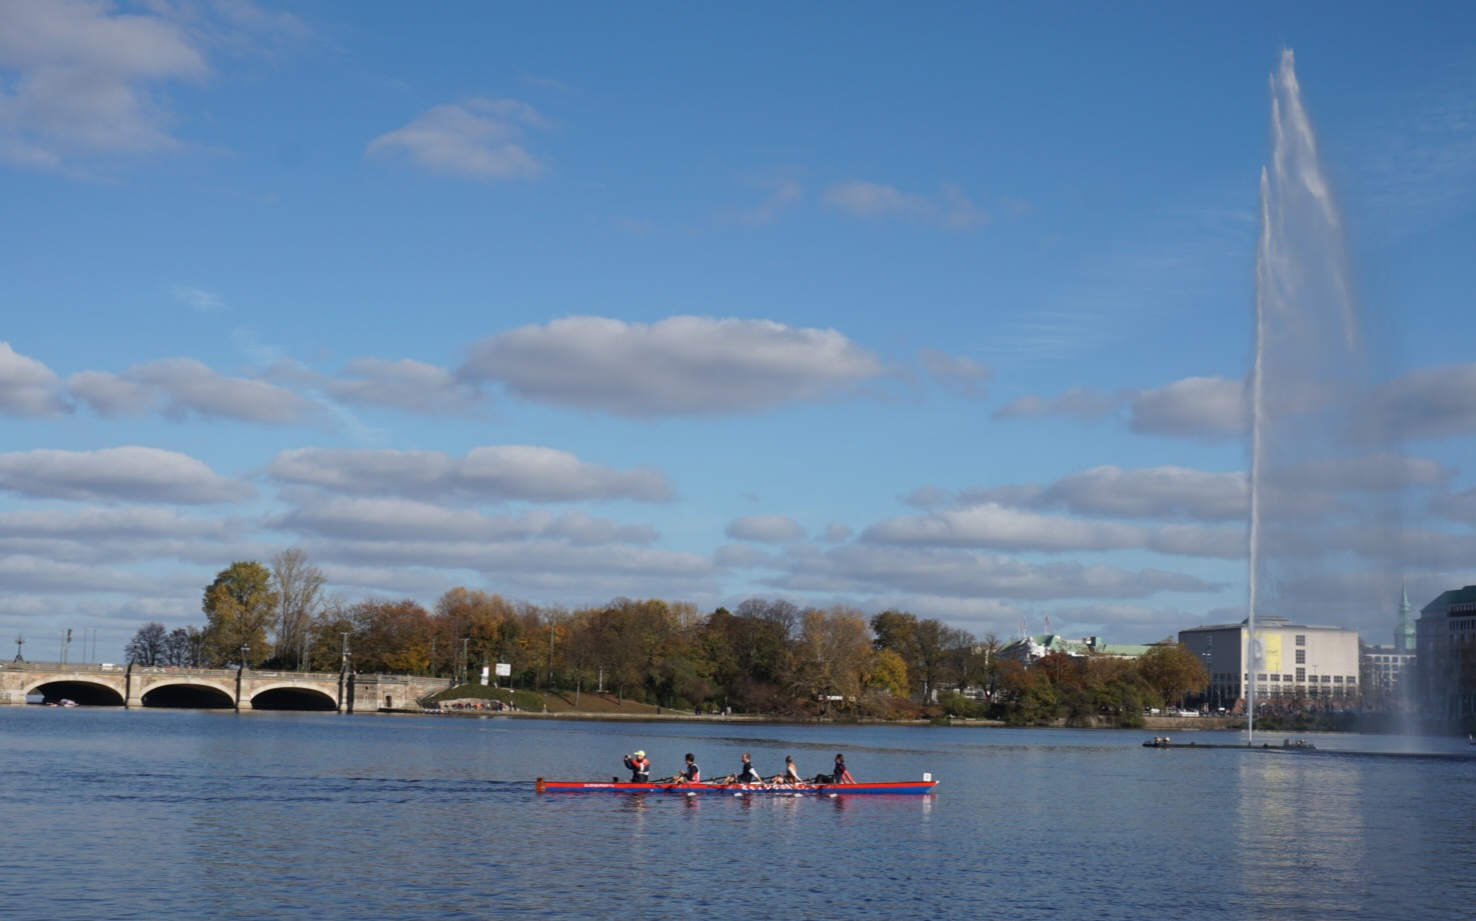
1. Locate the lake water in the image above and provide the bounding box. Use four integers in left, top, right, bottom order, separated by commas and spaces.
3, 708, 1473, 920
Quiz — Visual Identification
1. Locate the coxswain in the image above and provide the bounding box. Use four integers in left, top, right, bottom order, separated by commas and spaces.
676, 752, 701, 785
623, 750, 650, 783
831, 753, 855, 784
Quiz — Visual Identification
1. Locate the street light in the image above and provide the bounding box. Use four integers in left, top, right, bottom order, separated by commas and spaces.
241, 644, 250, 671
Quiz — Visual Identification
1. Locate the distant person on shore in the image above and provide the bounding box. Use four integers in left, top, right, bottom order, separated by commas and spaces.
831, 753, 855, 784
676, 753, 701, 785
624, 750, 650, 782
771, 755, 801, 784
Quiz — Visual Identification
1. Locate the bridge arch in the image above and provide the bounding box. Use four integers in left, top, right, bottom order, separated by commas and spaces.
138, 679, 237, 709
25, 679, 125, 706
248, 683, 338, 711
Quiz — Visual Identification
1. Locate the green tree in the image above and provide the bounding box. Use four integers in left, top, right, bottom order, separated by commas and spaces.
201, 561, 276, 667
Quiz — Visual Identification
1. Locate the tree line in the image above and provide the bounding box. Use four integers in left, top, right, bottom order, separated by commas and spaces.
123, 551, 1208, 721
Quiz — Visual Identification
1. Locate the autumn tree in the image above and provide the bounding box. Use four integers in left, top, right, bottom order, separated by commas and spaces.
271, 548, 325, 669
351, 599, 433, 674
788, 605, 872, 705
201, 561, 276, 667
1137, 643, 1210, 707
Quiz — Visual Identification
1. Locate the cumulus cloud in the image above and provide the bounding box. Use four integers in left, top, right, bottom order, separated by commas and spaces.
725, 514, 805, 543
459, 315, 886, 418
0, 342, 68, 415
272, 494, 658, 545
69, 358, 320, 424
1129, 376, 1247, 439
864, 503, 1151, 553
0, 0, 207, 168
1041, 465, 1248, 522
753, 542, 1221, 602
993, 386, 1122, 421
323, 357, 481, 415
367, 98, 549, 180
0, 446, 252, 504
1363, 364, 1476, 441
268, 445, 672, 503
917, 347, 990, 398
312, 535, 715, 602
0, 554, 155, 593
823, 181, 987, 230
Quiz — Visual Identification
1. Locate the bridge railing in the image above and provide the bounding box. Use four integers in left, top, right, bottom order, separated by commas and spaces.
0, 661, 128, 673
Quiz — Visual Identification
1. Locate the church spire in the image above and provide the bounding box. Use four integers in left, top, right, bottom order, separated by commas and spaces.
1394, 578, 1416, 653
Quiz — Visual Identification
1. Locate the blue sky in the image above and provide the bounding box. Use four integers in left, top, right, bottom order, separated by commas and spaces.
4, 0, 1476, 662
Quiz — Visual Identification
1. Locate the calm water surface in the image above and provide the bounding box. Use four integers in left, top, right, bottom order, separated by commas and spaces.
3, 708, 1473, 920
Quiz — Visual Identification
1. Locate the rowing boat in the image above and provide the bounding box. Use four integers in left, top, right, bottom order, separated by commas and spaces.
535, 777, 937, 795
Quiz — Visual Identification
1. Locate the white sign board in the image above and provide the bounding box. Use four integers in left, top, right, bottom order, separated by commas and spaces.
495, 662, 512, 677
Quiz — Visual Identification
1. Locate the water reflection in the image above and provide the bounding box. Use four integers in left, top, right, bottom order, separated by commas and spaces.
1232, 753, 1368, 919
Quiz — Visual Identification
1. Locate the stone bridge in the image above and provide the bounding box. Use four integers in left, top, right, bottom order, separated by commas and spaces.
0, 661, 453, 712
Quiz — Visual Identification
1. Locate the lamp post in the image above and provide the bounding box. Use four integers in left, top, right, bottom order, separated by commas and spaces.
13, 635, 23, 663
241, 644, 250, 671
340, 632, 350, 674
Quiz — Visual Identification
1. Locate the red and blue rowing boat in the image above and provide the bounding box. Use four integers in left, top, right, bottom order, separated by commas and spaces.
536, 777, 937, 795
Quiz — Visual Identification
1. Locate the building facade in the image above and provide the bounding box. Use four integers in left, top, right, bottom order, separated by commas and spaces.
1179, 615, 1361, 710
1359, 583, 1418, 710
1415, 585, 1476, 719
998, 634, 1151, 664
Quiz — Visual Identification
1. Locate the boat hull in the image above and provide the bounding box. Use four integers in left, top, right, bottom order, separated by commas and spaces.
537, 779, 937, 795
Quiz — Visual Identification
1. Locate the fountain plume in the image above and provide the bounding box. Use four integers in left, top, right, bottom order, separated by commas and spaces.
1248, 50, 1385, 738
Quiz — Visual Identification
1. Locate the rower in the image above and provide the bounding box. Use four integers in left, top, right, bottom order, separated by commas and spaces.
623, 750, 650, 783
736, 752, 761, 784
771, 755, 801, 784
676, 752, 700, 785
831, 753, 855, 784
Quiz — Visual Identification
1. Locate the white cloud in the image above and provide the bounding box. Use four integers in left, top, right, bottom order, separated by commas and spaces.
917, 347, 990, 398
69, 358, 320, 424
271, 494, 658, 545
0, 0, 208, 168
864, 502, 1150, 553
0, 554, 154, 593
367, 98, 548, 180
324, 357, 481, 415
993, 386, 1122, 421
1363, 364, 1476, 441
823, 180, 987, 230
459, 315, 887, 418
1129, 376, 1248, 439
0, 446, 252, 504
0, 341, 68, 415
726, 514, 805, 543
751, 542, 1221, 602
1042, 465, 1248, 522
268, 445, 672, 503
169, 285, 225, 312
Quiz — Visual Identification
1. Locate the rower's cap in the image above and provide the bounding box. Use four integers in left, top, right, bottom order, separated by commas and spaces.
635, 750, 645, 758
